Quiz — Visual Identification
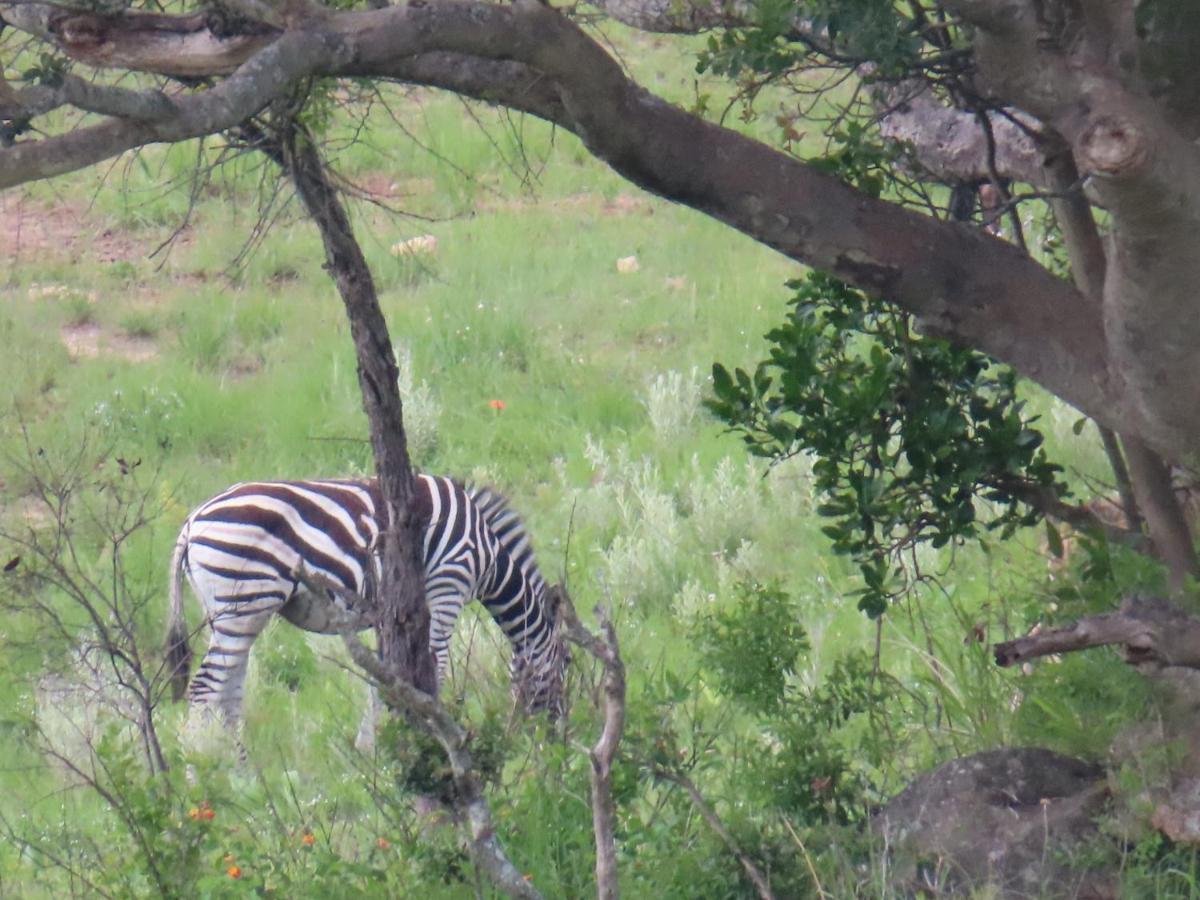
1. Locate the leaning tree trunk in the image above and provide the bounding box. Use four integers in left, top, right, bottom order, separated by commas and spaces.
280, 120, 436, 693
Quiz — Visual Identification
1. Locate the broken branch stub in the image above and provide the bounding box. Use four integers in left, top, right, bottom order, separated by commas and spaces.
993, 595, 1200, 671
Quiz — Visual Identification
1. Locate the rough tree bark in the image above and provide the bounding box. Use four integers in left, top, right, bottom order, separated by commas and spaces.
277, 117, 436, 692
944, 0, 1200, 463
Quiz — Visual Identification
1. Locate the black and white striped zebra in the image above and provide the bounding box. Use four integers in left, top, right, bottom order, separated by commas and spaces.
164, 475, 568, 728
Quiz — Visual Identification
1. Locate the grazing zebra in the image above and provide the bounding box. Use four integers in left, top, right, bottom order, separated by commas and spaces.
164, 475, 569, 729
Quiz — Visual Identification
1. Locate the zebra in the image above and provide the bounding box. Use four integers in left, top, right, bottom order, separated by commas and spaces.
164, 475, 569, 731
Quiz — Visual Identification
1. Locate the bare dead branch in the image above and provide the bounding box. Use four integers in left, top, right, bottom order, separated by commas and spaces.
0, 3, 278, 76
994, 595, 1200, 670
558, 598, 626, 900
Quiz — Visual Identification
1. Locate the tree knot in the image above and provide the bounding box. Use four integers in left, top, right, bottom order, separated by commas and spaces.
1078, 115, 1148, 177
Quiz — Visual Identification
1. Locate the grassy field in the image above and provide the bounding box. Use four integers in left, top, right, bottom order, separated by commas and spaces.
0, 26, 1168, 898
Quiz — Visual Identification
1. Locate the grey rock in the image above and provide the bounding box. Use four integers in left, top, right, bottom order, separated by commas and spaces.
873, 747, 1113, 898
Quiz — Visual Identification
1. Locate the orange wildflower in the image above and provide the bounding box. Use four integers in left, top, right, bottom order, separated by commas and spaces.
302, 832, 315, 847
376, 837, 390, 849
488, 399, 506, 411
227, 865, 242, 879
187, 807, 200, 820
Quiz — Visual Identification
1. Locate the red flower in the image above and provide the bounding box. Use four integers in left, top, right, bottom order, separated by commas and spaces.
488, 399, 506, 411
302, 832, 315, 847
376, 837, 390, 849
227, 865, 242, 879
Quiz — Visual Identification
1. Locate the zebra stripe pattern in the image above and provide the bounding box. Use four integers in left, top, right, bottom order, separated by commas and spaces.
165, 475, 568, 727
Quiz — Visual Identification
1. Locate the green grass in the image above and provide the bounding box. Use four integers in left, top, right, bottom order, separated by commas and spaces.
0, 32, 1160, 898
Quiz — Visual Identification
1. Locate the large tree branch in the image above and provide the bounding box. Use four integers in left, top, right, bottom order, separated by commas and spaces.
873, 80, 1047, 188
1, 72, 175, 121
0, 4, 278, 76
1, 2, 1151, 453
0, 27, 342, 184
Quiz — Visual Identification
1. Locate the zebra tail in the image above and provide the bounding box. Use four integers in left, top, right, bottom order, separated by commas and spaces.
165, 528, 193, 702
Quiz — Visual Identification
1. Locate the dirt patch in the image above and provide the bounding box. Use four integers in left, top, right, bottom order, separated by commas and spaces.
477, 191, 656, 217
59, 322, 160, 364
59, 322, 102, 360
350, 173, 436, 203
603, 193, 654, 216
0, 193, 148, 265
109, 333, 160, 363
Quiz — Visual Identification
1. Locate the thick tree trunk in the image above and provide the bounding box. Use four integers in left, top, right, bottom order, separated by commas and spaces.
1042, 150, 1197, 587
280, 122, 436, 692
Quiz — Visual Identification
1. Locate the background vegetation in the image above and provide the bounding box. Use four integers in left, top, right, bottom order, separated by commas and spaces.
0, 27, 1182, 898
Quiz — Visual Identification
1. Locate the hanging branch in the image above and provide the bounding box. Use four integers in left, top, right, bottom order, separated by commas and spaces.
343, 634, 544, 900
288, 566, 541, 899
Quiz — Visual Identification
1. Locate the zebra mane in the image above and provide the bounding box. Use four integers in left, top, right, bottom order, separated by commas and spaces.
466, 483, 547, 596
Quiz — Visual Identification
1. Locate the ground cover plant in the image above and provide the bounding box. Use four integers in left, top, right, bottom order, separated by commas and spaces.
4, 5, 1200, 898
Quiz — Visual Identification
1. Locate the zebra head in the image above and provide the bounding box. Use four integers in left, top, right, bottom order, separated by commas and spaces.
510, 582, 570, 720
